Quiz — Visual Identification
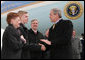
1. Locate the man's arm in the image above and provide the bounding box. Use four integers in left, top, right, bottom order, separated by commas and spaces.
41, 20, 73, 46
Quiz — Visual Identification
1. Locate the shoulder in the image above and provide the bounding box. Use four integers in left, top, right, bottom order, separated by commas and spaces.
5, 24, 16, 34
5, 24, 13, 31
28, 29, 32, 33
61, 19, 73, 26
38, 31, 44, 37
61, 19, 72, 24
58, 19, 73, 29
38, 31, 44, 38
38, 31, 43, 35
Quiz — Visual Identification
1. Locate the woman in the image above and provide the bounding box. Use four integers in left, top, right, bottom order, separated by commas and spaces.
1, 12, 25, 59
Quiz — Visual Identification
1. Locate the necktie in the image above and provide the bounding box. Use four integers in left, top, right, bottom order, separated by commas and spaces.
52, 24, 56, 29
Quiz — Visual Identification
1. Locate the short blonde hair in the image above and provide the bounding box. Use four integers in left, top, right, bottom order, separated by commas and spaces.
18, 11, 28, 17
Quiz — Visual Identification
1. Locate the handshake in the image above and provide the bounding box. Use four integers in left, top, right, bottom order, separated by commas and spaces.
20, 35, 51, 51
39, 39, 51, 51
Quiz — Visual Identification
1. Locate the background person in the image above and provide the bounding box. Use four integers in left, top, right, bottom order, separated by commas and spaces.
80, 33, 84, 59
71, 30, 82, 59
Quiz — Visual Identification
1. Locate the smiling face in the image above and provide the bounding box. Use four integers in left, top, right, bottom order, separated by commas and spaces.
49, 10, 59, 22
31, 20, 38, 30
11, 17, 21, 28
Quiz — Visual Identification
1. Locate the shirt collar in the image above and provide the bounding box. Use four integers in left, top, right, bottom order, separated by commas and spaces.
32, 29, 37, 33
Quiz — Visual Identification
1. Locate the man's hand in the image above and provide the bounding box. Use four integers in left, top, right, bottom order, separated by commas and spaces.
40, 39, 51, 45
39, 43, 46, 51
20, 35, 26, 44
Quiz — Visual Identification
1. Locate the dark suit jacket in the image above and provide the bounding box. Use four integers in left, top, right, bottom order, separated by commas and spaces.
28, 29, 45, 59
48, 19, 73, 59
1, 24, 23, 59
19, 23, 30, 59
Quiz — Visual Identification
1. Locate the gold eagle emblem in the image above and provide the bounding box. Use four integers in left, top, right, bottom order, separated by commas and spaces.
64, 1, 83, 20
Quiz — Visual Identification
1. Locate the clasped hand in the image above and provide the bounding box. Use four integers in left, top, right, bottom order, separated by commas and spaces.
20, 35, 26, 44
40, 39, 51, 45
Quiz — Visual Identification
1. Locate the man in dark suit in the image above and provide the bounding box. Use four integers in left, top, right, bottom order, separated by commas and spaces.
41, 8, 73, 59
28, 19, 46, 59
18, 11, 30, 59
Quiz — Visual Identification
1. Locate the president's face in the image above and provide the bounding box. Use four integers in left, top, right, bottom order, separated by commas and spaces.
49, 10, 59, 22
50, 10, 55, 22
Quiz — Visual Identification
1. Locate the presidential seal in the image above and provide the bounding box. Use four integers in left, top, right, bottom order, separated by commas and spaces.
64, 1, 83, 20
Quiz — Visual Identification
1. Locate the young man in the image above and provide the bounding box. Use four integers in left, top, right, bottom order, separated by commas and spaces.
18, 11, 30, 59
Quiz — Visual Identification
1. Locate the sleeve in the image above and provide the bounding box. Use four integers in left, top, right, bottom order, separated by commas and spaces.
38, 33, 50, 51
28, 32, 46, 52
6, 29, 23, 50
39, 40, 50, 51
18, 26, 24, 36
28, 43, 42, 52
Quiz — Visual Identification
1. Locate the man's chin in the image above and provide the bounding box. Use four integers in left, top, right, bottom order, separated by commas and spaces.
34, 28, 37, 30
